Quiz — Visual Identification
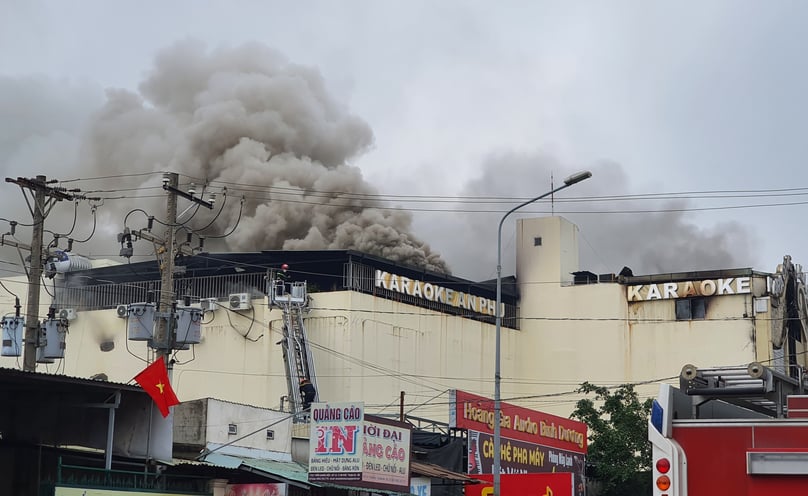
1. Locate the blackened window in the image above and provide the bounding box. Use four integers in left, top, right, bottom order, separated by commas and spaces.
676, 298, 706, 320
534, 237, 542, 246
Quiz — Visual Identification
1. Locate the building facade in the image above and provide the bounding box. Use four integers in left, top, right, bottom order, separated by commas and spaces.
1, 216, 804, 422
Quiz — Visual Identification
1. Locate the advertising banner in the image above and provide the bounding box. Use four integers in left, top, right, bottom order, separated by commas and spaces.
226, 483, 287, 496
362, 414, 411, 490
308, 401, 364, 483
449, 390, 587, 454
308, 403, 412, 493
464, 473, 574, 496
468, 430, 585, 493
410, 476, 431, 496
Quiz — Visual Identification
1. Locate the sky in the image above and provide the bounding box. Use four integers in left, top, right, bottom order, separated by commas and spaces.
2, 1, 807, 282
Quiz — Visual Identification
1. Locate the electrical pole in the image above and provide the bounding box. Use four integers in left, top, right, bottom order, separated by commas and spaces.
149, 172, 212, 363
153, 173, 179, 361
25, 181, 46, 372
5, 175, 74, 372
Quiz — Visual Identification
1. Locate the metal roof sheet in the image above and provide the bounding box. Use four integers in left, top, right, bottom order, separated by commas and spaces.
238, 457, 311, 484
0, 366, 142, 392
204, 453, 312, 488
206, 453, 417, 494
201, 452, 249, 469
410, 460, 481, 484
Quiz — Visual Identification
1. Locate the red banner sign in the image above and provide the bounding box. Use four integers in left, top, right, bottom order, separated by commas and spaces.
464, 473, 575, 496
450, 390, 587, 453
467, 430, 585, 493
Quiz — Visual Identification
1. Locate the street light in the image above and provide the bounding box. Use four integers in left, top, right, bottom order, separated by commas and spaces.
493, 170, 592, 496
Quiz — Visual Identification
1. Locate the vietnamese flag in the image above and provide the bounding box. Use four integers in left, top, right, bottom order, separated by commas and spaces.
134, 358, 180, 417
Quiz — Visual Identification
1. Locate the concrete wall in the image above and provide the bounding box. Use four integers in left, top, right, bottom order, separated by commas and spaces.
174, 398, 292, 459
205, 398, 292, 455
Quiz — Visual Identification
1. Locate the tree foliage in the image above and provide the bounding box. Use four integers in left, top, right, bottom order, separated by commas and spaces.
571, 382, 653, 496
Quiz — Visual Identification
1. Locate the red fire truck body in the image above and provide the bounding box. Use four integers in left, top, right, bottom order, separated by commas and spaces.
649, 363, 808, 495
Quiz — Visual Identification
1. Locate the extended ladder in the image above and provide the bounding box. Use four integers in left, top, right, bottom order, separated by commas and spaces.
680, 362, 807, 418
269, 275, 318, 421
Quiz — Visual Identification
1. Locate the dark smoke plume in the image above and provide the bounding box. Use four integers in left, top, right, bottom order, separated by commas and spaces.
417, 150, 761, 279
1, 42, 760, 282
80, 40, 449, 273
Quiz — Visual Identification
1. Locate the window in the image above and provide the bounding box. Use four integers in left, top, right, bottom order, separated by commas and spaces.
675, 298, 706, 320
534, 237, 542, 246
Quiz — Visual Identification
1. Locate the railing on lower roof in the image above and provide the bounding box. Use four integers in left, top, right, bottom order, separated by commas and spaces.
40, 457, 211, 495
55, 272, 267, 311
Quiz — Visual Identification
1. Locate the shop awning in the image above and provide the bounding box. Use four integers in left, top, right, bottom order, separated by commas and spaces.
411, 460, 481, 484
203, 453, 312, 489
203, 453, 471, 494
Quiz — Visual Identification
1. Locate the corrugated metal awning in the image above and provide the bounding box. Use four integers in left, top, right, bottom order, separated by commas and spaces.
203, 453, 416, 494
238, 457, 312, 489
411, 460, 481, 484
202, 453, 469, 493
201, 453, 312, 489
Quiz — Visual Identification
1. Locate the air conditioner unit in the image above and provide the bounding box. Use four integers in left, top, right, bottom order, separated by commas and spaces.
59, 308, 77, 321
228, 293, 251, 311
116, 304, 128, 318
200, 297, 218, 312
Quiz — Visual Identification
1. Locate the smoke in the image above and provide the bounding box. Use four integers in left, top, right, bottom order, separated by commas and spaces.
0, 76, 105, 277
417, 150, 760, 279
565, 160, 760, 275
74, 40, 449, 273
0, 76, 102, 178
1, 41, 761, 281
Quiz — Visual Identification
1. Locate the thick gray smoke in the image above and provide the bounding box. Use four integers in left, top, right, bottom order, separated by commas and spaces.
416, 150, 761, 280
80, 40, 449, 273
0, 76, 104, 277
0, 76, 101, 177
1, 42, 761, 282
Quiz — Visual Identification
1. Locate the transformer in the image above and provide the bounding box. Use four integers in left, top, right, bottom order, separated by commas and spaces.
1, 316, 24, 357
127, 303, 155, 341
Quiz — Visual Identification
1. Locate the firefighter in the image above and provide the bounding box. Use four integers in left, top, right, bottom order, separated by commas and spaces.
299, 377, 316, 410
277, 263, 289, 282
274, 263, 290, 300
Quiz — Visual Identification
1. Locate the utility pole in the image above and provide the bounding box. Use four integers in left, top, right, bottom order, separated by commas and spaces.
5, 175, 74, 372
153, 173, 179, 360
150, 173, 213, 362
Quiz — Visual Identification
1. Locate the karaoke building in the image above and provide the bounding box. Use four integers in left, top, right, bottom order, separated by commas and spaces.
0, 216, 803, 422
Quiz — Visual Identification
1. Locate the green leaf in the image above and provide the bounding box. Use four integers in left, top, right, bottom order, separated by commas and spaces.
570, 383, 652, 496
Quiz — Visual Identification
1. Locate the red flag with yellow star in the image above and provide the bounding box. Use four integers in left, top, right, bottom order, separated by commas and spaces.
134, 358, 180, 417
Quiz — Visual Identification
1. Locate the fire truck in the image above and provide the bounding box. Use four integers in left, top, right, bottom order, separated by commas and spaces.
648, 362, 808, 495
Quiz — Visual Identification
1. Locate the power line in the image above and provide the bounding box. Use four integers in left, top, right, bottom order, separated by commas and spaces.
54, 170, 808, 215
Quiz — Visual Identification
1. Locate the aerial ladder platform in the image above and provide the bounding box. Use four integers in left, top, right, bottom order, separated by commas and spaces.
268, 271, 318, 422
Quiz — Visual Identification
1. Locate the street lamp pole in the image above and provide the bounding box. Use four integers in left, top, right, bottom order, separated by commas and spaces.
493, 170, 591, 496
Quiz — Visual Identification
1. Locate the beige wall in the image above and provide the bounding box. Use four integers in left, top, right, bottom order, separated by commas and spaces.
517, 216, 579, 290
0, 216, 796, 424
0, 291, 504, 422
304, 291, 499, 421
